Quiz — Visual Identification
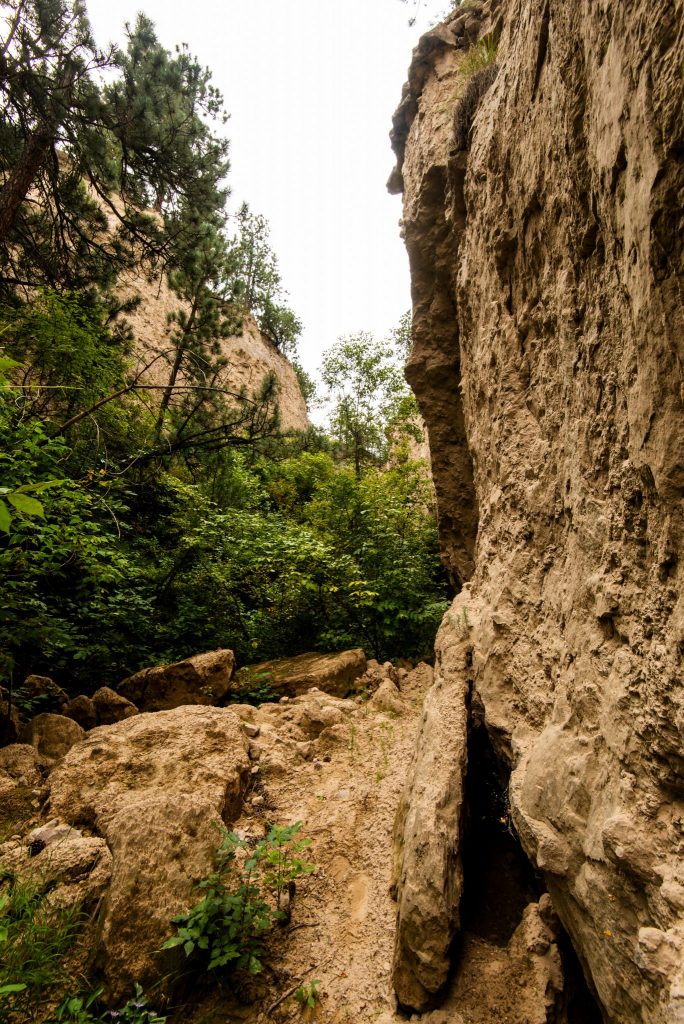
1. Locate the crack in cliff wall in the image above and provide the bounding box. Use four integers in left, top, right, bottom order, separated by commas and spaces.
390, 1, 684, 1021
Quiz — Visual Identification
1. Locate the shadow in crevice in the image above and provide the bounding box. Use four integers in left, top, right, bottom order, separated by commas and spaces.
459, 718, 604, 1023
555, 930, 604, 1024
460, 719, 539, 945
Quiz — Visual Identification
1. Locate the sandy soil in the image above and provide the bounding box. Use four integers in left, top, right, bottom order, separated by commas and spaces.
181, 666, 563, 1024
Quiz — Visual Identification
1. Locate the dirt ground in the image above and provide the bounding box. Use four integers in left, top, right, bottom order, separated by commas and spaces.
179, 665, 566, 1024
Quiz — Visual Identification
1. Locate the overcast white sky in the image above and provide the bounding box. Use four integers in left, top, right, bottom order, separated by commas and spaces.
86, 0, 449, 378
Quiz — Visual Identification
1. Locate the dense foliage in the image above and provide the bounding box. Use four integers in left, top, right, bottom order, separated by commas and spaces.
0, 0, 447, 705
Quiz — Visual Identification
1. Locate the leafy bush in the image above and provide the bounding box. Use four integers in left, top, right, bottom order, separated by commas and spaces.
164, 822, 314, 975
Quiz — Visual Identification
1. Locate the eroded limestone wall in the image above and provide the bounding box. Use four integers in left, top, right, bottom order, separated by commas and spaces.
124, 271, 310, 432
390, 1, 684, 1021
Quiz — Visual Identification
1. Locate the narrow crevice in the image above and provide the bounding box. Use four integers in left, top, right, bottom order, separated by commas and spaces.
457, 714, 604, 1022
555, 930, 604, 1024
460, 717, 540, 945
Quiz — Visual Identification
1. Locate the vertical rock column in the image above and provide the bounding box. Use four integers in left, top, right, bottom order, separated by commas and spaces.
391, 593, 477, 1010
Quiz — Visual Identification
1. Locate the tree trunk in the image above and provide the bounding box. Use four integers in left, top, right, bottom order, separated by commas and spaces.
0, 125, 54, 245
153, 293, 200, 439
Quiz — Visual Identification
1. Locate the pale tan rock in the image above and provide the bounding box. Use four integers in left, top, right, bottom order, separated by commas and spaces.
235, 649, 367, 699
369, 679, 404, 716
0, 743, 44, 787
317, 723, 351, 751
117, 648, 235, 712
91, 686, 138, 725
392, 0, 684, 1020
0, 823, 112, 910
125, 270, 310, 432
391, 596, 471, 1010
19, 713, 85, 763
48, 706, 250, 999
291, 699, 345, 738
355, 658, 399, 696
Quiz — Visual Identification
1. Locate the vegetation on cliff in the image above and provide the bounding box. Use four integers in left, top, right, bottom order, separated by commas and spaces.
0, 0, 447, 705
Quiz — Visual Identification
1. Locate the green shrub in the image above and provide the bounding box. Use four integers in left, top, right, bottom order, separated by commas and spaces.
164, 822, 314, 975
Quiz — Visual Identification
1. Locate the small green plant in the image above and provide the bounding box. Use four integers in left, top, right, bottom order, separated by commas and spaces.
294, 978, 320, 1010
447, 606, 470, 637
164, 822, 314, 976
52, 984, 166, 1024
379, 721, 394, 771
52, 988, 103, 1024
460, 34, 498, 78
230, 670, 277, 706
348, 722, 358, 758
0, 881, 83, 1014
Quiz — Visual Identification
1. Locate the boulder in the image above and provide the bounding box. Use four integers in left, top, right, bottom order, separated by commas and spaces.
0, 743, 44, 789
91, 687, 138, 725
117, 649, 235, 712
63, 694, 98, 731
370, 679, 405, 716
22, 674, 69, 711
49, 705, 250, 999
0, 701, 20, 744
19, 714, 85, 763
290, 698, 346, 738
0, 821, 111, 910
235, 649, 367, 700
395, 0, 684, 1017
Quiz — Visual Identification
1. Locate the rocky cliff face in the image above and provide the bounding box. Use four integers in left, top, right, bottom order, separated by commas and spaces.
124, 270, 310, 432
390, 2, 684, 1022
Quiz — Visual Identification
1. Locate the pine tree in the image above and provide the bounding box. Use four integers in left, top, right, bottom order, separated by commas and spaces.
0, 3, 230, 300
228, 202, 302, 356
0, 0, 127, 294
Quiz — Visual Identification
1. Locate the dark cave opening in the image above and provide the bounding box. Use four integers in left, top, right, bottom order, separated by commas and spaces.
460, 717, 539, 945
460, 714, 604, 1023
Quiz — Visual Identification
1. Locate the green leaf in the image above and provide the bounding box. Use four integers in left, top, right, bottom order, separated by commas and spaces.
0, 499, 10, 533
15, 479, 62, 494
7, 492, 44, 517
0, 983, 26, 995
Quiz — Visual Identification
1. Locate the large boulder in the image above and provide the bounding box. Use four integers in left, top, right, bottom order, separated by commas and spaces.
0, 743, 45, 789
49, 705, 250, 1000
22, 674, 69, 711
19, 713, 85, 763
117, 649, 235, 712
91, 687, 138, 725
392, 0, 684, 1018
235, 649, 367, 699
63, 694, 98, 731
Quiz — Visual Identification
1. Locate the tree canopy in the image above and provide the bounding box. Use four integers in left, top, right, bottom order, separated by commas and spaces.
0, 0, 444, 722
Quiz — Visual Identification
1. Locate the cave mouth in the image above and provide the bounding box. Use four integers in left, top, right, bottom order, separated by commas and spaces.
459, 718, 604, 1023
